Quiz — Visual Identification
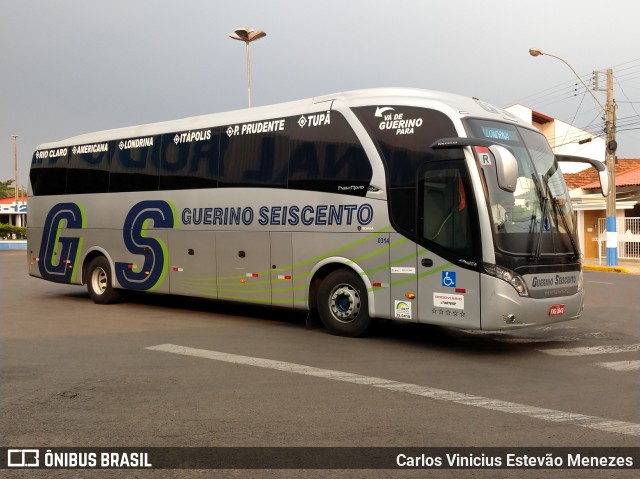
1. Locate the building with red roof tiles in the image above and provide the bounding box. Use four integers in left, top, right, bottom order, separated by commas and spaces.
563, 160, 640, 259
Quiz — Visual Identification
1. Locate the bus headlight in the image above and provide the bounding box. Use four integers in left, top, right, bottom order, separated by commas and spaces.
483, 263, 529, 297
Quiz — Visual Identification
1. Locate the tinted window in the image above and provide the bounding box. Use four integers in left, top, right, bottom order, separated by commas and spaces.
287, 110, 371, 195
30, 148, 69, 196
219, 119, 288, 188
352, 106, 459, 235
67, 142, 110, 194
159, 129, 219, 190
110, 135, 160, 192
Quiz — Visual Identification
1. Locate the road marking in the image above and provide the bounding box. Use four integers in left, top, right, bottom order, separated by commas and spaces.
495, 337, 580, 344
597, 360, 640, 371
586, 280, 613, 285
539, 344, 640, 356
146, 344, 640, 437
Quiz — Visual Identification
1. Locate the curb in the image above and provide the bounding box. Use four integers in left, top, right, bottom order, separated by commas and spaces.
583, 265, 631, 274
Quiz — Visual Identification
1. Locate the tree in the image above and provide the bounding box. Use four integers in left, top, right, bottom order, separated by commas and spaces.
0, 179, 15, 199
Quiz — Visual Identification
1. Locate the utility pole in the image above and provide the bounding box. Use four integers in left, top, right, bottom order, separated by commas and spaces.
529, 49, 618, 266
605, 68, 618, 266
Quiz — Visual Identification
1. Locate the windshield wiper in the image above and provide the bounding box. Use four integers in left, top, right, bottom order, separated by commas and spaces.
531, 195, 548, 261
550, 196, 580, 259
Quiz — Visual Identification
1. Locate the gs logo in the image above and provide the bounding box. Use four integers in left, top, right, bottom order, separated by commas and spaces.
115, 200, 176, 290
39, 200, 176, 291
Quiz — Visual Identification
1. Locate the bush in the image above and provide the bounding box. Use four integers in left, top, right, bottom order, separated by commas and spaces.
0, 224, 27, 240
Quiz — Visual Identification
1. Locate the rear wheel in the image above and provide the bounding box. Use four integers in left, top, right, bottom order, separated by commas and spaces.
86, 256, 121, 304
317, 269, 371, 337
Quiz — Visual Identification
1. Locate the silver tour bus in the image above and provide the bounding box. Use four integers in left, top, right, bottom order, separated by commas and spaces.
28, 88, 608, 336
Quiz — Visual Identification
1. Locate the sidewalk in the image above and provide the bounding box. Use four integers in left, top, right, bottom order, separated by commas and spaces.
582, 257, 640, 275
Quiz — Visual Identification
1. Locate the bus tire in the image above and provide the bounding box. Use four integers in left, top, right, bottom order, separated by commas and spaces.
317, 269, 371, 337
86, 256, 122, 305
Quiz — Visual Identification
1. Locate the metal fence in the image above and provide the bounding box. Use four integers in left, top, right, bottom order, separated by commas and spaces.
596, 217, 640, 262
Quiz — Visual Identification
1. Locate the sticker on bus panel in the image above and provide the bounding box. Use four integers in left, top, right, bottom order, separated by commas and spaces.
474, 146, 492, 166
433, 292, 464, 310
394, 300, 412, 320
441, 271, 456, 288
391, 267, 415, 274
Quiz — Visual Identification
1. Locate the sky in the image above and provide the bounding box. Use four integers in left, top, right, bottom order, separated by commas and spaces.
2, 0, 640, 190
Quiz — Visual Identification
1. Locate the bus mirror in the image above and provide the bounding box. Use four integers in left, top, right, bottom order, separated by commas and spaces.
556, 155, 609, 197
489, 145, 517, 193
430, 138, 517, 192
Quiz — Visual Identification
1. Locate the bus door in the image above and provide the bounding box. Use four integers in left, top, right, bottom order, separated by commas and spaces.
416, 160, 481, 328
216, 232, 272, 304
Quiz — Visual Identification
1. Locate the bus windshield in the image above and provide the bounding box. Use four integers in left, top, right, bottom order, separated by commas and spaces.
465, 119, 577, 258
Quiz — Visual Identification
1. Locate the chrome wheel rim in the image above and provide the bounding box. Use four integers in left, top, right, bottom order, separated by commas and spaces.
329, 283, 361, 324
91, 267, 107, 295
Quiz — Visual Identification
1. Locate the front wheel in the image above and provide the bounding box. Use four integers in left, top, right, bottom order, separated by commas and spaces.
317, 269, 371, 337
86, 256, 122, 304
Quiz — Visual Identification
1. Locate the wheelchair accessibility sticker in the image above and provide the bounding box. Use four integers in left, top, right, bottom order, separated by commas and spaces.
442, 271, 456, 288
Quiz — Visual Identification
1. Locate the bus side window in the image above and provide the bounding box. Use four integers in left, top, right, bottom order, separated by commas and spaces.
286, 110, 371, 195
30, 152, 69, 196
288, 142, 319, 180
67, 143, 110, 194
111, 137, 160, 192
419, 162, 475, 258
219, 130, 287, 188
326, 146, 369, 180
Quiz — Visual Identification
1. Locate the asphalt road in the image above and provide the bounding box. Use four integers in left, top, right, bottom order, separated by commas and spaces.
1, 250, 639, 478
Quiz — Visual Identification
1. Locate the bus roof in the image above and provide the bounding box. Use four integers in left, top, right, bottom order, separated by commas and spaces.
35, 87, 523, 151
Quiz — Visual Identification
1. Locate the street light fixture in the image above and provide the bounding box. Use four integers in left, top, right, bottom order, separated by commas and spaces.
529, 47, 618, 266
229, 27, 267, 108
528, 48, 605, 111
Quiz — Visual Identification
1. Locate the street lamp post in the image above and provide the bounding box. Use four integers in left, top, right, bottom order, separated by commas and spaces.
229, 27, 267, 108
12, 134, 18, 204
11, 134, 20, 228
529, 48, 618, 266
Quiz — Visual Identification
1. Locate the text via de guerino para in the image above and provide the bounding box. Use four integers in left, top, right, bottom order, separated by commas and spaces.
378, 112, 423, 135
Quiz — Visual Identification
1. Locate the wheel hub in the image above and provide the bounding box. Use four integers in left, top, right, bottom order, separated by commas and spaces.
329, 284, 361, 323
91, 267, 107, 295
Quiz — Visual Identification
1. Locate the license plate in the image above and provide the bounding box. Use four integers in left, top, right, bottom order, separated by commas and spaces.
549, 304, 565, 316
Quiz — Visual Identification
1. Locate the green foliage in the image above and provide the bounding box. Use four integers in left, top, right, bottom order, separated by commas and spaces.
0, 179, 15, 199
0, 224, 27, 239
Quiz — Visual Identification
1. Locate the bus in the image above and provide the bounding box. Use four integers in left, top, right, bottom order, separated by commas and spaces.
27, 88, 608, 337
